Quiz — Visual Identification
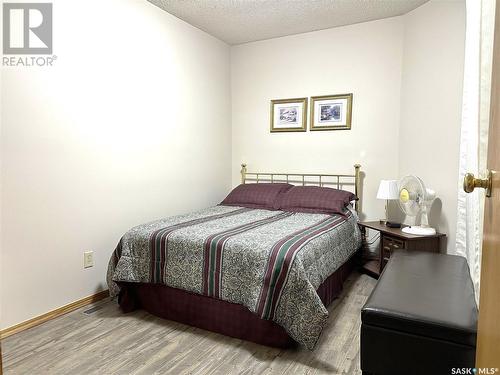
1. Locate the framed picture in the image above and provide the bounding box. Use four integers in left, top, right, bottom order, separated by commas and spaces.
270, 97, 307, 132
310, 94, 353, 131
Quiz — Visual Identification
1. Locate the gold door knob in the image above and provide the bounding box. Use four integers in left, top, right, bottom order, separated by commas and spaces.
463, 170, 492, 197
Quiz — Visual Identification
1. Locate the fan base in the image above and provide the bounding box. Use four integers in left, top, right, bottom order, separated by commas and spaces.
402, 226, 436, 236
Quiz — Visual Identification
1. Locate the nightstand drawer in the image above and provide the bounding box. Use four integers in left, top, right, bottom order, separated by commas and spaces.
382, 238, 391, 260
390, 238, 405, 250
382, 237, 406, 265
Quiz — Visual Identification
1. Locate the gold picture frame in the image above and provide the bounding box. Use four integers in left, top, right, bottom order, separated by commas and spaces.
270, 97, 307, 132
310, 93, 353, 131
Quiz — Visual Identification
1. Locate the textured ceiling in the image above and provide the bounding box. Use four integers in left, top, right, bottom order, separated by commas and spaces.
148, 0, 430, 45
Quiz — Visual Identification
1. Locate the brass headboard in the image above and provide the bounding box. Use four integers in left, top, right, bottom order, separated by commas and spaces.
240, 163, 362, 213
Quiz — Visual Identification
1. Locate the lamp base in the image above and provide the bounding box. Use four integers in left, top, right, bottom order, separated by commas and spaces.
386, 221, 401, 228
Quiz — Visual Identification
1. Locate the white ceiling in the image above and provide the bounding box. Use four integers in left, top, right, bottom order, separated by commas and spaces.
148, 0, 430, 45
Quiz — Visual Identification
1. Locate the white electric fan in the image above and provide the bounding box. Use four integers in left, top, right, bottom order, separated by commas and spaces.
398, 175, 437, 236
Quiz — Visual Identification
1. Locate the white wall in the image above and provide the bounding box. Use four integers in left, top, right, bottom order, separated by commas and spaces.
399, 0, 466, 252
231, 1, 465, 251
1, 0, 231, 329
231, 18, 406, 221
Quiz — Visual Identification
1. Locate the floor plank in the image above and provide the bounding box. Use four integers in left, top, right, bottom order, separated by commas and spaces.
2, 272, 376, 375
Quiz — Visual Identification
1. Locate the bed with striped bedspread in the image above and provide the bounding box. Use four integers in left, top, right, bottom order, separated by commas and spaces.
107, 205, 361, 349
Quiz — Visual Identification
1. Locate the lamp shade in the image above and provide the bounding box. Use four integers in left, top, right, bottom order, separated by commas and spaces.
376, 180, 399, 200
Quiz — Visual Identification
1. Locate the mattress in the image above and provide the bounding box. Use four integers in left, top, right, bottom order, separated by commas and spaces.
107, 205, 361, 349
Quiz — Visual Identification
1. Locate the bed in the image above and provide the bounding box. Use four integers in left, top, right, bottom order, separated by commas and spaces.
107, 164, 363, 350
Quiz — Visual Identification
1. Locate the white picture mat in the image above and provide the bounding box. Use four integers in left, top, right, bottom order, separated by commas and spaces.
314, 98, 348, 126
273, 102, 304, 128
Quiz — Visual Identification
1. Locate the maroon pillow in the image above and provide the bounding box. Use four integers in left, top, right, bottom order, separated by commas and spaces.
220, 183, 293, 209
275, 186, 356, 215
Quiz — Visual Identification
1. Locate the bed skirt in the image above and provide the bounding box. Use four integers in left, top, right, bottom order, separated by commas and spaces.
118, 251, 359, 348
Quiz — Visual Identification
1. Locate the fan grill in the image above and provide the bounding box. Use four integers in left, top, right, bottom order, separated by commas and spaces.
398, 176, 426, 217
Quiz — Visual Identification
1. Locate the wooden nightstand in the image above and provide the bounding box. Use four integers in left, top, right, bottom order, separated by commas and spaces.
358, 221, 446, 278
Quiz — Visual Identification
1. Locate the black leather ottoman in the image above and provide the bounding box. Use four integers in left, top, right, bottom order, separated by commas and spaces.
361, 251, 478, 375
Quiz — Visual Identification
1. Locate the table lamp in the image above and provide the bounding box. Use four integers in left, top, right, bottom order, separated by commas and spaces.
376, 180, 399, 225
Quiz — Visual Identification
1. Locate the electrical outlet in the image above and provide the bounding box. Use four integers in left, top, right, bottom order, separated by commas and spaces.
84, 251, 94, 268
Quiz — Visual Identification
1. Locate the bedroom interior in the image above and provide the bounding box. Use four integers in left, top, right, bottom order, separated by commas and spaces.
1, 0, 499, 374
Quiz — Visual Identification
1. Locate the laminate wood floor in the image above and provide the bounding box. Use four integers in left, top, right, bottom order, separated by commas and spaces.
2, 272, 376, 375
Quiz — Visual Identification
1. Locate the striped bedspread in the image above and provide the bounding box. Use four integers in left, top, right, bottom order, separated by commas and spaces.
107, 205, 361, 349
